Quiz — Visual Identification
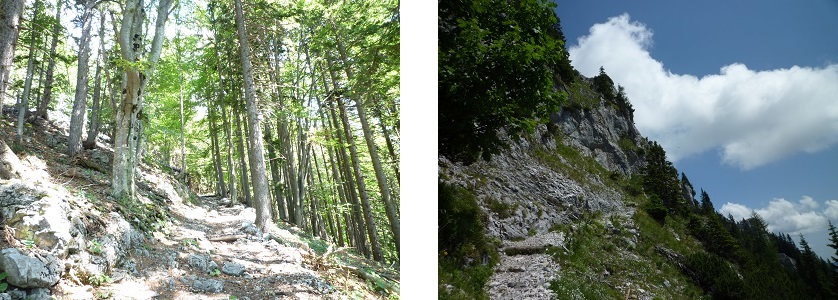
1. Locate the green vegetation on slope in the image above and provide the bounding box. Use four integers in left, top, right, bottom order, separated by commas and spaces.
438, 181, 499, 300
438, 0, 572, 164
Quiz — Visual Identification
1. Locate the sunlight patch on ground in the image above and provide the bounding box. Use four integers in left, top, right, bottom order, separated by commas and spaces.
108, 279, 159, 299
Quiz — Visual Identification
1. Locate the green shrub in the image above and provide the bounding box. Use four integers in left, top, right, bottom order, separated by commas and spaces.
643, 195, 668, 224
484, 197, 513, 219
685, 252, 744, 299
438, 181, 499, 299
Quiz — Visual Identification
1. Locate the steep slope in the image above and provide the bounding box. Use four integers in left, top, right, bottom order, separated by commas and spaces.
439, 73, 707, 299
0, 110, 398, 299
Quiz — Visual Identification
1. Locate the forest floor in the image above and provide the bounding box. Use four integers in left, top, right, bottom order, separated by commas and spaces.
0, 110, 398, 299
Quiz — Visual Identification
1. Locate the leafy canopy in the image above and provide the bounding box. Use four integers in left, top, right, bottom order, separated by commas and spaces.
439, 0, 569, 164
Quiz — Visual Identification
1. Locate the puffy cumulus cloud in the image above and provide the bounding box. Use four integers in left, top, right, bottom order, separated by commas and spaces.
568, 14, 838, 170
721, 196, 838, 234
719, 202, 752, 221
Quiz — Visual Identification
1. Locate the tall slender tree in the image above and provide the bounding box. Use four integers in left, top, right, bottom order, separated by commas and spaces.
234, 0, 272, 232
0, 0, 25, 106
67, 0, 96, 157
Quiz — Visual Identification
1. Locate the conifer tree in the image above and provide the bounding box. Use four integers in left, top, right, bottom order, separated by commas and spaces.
827, 220, 838, 263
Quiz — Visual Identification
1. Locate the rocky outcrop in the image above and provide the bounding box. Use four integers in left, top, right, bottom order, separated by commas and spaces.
551, 90, 647, 176
0, 139, 26, 180
0, 181, 73, 257
0, 248, 62, 288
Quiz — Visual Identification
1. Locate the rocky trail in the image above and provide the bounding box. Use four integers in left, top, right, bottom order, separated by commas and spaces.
0, 112, 398, 300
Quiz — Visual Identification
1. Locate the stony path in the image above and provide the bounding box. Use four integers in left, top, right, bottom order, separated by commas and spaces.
78, 195, 340, 300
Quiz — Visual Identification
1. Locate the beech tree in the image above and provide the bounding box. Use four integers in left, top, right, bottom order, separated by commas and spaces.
111, 0, 174, 197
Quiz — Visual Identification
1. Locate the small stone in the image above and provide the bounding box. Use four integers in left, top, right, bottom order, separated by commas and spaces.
663, 280, 671, 288
221, 262, 245, 276
191, 278, 224, 293
188, 253, 218, 274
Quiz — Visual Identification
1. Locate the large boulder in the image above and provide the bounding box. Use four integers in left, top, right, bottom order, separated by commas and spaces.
0, 183, 73, 257
0, 248, 62, 288
5, 197, 72, 257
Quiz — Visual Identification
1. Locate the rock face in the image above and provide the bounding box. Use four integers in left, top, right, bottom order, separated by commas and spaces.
0, 139, 27, 179
0, 248, 62, 288
551, 91, 647, 176
0, 182, 73, 257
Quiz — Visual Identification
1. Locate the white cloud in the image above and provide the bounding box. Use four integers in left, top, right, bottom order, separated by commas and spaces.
824, 200, 838, 220
568, 14, 838, 169
719, 202, 752, 221
722, 197, 837, 234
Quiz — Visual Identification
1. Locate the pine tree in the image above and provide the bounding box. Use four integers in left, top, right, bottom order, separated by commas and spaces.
828, 220, 838, 263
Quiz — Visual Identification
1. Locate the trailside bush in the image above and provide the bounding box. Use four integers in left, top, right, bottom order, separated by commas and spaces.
643, 195, 668, 224
438, 181, 499, 299
685, 252, 744, 300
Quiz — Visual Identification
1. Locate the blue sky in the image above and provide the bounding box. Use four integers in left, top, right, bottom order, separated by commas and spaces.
554, 0, 838, 259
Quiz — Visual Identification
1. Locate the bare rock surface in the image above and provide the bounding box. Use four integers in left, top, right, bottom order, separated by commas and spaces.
0, 248, 62, 288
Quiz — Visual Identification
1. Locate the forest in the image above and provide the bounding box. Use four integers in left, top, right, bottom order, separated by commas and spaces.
0, 0, 399, 267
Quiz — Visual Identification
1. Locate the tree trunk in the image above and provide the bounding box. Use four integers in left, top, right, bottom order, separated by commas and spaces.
279, 119, 299, 225
322, 66, 367, 257
234, 105, 252, 206
35, 0, 62, 119
266, 123, 287, 221
209, 100, 227, 196
332, 27, 400, 257
112, 0, 174, 198
67, 4, 95, 157
17, 0, 39, 142
84, 10, 107, 150
373, 98, 399, 185
0, 0, 24, 107
234, 0, 273, 233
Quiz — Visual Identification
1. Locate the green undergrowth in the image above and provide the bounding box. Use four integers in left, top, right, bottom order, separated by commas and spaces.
438, 181, 499, 300
115, 194, 170, 233
547, 198, 705, 299
532, 133, 618, 192
565, 77, 601, 110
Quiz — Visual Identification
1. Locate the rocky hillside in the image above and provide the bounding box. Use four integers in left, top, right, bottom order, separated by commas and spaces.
0, 110, 398, 299
439, 73, 709, 299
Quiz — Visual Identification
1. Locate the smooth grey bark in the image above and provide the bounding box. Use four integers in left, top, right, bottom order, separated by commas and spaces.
35, 0, 61, 119
234, 0, 273, 232
84, 10, 107, 150
67, 4, 95, 157
0, 0, 24, 107
112, 0, 174, 197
